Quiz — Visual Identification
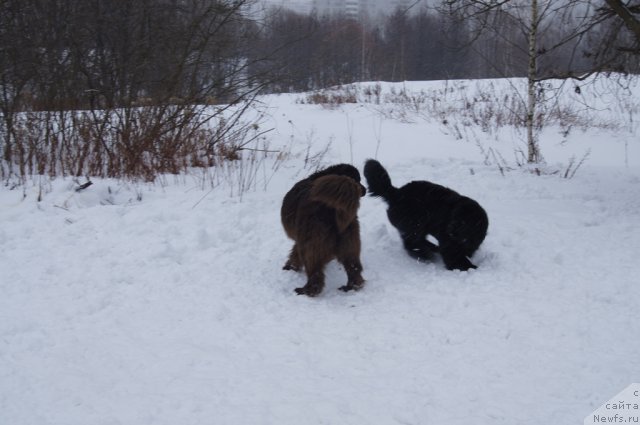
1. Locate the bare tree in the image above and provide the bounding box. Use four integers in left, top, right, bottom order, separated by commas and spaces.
603, 0, 640, 42
0, 0, 278, 181
584, 1, 640, 72
439, 0, 618, 164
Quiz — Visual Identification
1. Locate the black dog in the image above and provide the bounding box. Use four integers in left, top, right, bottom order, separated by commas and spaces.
281, 164, 367, 296
364, 159, 488, 271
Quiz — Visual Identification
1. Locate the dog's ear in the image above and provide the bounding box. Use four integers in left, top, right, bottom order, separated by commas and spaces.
310, 175, 362, 232
310, 176, 360, 211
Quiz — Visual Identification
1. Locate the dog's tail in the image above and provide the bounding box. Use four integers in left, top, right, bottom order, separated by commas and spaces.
363, 159, 398, 203
310, 175, 362, 232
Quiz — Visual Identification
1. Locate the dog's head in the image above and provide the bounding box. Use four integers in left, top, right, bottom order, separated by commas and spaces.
313, 164, 366, 197
447, 200, 488, 247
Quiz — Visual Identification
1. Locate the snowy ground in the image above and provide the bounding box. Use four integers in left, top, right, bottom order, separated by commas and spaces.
1, 78, 639, 424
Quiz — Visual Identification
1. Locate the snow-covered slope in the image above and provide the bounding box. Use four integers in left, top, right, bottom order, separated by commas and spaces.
1, 78, 639, 425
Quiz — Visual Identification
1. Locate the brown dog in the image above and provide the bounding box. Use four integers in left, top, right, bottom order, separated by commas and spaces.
281, 164, 366, 297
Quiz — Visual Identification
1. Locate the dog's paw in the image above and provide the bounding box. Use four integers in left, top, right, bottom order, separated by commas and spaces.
449, 262, 477, 271
338, 285, 356, 292
459, 259, 478, 271
295, 286, 322, 297
339, 279, 365, 292
283, 263, 301, 272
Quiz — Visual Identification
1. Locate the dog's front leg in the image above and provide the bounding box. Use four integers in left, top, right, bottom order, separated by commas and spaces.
440, 242, 477, 271
283, 244, 302, 272
402, 233, 438, 261
336, 225, 365, 292
295, 271, 325, 297
338, 260, 364, 292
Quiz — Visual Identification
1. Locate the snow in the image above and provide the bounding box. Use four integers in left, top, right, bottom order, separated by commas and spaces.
1, 77, 639, 425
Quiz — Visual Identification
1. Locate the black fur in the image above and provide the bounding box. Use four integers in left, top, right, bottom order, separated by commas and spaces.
364, 159, 488, 271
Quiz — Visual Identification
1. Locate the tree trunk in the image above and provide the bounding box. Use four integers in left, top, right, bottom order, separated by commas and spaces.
526, 0, 540, 164
603, 0, 640, 42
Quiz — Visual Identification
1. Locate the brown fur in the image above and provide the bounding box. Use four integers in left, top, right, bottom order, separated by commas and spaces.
281, 164, 366, 297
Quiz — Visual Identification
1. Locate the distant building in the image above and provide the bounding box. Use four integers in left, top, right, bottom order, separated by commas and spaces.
257, 0, 312, 15
312, 0, 367, 20
286, 0, 313, 14
256, 0, 425, 19
344, 0, 360, 19
392, 0, 412, 9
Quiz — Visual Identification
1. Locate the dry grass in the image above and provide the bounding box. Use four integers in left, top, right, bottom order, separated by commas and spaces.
0, 103, 273, 185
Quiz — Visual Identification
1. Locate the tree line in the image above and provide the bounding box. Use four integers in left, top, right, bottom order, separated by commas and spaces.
1, 0, 639, 181
0, 0, 273, 180
4, 1, 637, 110
0, 0, 265, 111
253, 1, 639, 93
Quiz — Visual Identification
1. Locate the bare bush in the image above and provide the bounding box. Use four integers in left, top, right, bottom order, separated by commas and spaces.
299, 86, 359, 109
2, 101, 273, 183
1, 0, 277, 184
